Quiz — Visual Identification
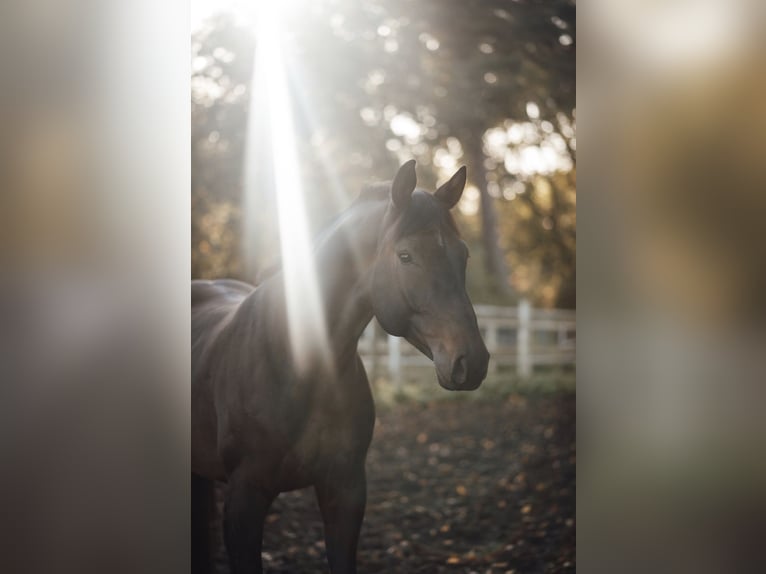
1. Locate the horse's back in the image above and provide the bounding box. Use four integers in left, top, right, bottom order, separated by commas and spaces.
192, 278, 253, 307
191, 279, 255, 479
192, 278, 257, 380
193, 279, 249, 349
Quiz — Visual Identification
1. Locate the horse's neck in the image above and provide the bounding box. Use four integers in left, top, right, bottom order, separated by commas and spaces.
240, 199, 386, 372
314, 200, 386, 362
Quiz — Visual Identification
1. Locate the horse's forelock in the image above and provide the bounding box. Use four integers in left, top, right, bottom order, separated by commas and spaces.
395, 190, 461, 239
356, 182, 460, 240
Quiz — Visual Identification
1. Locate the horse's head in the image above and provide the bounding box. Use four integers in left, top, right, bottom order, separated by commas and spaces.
371, 160, 490, 391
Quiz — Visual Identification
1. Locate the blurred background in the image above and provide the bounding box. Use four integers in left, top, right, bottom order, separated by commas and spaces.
580, 2, 766, 572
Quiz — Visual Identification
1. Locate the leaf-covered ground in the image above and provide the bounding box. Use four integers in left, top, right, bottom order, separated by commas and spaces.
212, 391, 575, 573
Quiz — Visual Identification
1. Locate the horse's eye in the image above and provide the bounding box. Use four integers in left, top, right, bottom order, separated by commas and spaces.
398, 251, 413, 264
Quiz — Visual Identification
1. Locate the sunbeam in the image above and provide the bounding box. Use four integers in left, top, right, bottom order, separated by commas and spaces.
243, 1, 332, 375
287, 66, 373, 274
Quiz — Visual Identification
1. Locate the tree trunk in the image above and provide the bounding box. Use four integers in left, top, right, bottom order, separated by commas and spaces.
463, 131, 514, 299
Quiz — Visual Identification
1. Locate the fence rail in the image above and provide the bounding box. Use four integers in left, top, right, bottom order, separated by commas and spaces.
359, 299, 575, 381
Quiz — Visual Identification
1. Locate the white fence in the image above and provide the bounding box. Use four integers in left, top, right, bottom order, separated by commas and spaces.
358, 300, 575, 381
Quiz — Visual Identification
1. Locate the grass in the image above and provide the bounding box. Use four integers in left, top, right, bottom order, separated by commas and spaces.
370, 365, 575, 409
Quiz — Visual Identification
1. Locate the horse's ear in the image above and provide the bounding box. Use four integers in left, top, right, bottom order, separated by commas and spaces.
391, 160, 417, 210
434, 166, 467, 209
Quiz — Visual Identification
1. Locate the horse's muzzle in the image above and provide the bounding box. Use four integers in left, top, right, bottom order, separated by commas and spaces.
436, 347, 490, 391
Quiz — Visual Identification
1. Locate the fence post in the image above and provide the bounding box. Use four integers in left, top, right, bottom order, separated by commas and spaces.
369, 321, 380, 383
484, 319, 498, 374
517, 298, 532, 378
388, 334, 401, 386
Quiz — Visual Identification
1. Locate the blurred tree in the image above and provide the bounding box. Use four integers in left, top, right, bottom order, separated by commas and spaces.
191, 16, 254, 278
498, 170, 576, 308
358, 0, 576, 299
191, 1, 576, 307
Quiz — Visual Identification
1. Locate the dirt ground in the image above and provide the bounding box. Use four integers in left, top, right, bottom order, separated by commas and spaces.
212, 391, 575, 573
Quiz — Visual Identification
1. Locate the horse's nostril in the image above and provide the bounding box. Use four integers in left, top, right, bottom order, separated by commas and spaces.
452, 355, 467, 386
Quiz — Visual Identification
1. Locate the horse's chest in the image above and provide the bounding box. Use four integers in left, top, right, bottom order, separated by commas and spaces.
295, 389, 373, 465
267, 384, 371, 486
219, 360, 375, 490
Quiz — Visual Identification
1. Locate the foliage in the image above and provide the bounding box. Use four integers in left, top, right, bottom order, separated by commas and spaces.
499, 170, 576, 308
191, 1, 576, 307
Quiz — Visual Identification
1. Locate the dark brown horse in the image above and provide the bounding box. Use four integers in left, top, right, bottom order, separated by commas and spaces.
191, 161, 489, 573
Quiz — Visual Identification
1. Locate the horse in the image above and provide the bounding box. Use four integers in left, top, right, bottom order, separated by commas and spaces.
191, 160, 490, 573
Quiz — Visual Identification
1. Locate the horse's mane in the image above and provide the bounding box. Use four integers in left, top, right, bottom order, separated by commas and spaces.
255, 181, 459, 285
356, 182, 392, 204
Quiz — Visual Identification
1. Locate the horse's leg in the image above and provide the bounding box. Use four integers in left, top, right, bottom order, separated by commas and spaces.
315, 465, 367, 574
222, 470, 275, 574
191, 473, 214, 574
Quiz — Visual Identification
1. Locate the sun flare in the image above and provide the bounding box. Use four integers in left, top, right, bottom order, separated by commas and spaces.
242, 2, 332, 374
